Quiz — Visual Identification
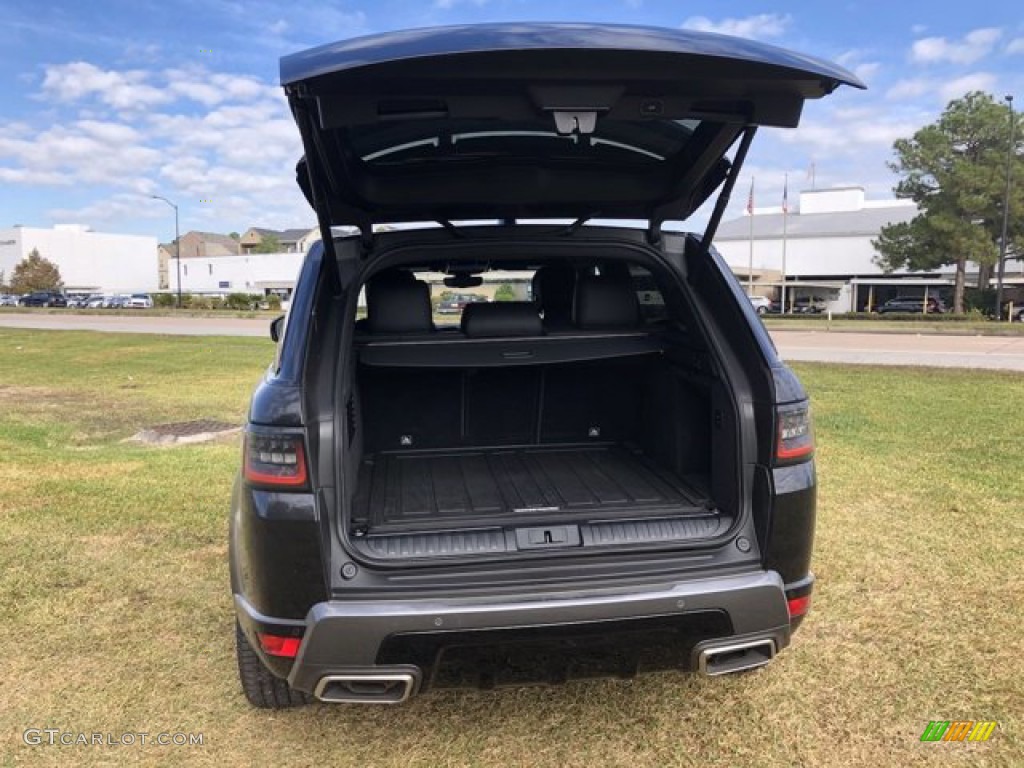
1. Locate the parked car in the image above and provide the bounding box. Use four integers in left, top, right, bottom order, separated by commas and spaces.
0, 294, 19, 307
18, 290, 67, 307
791, 296, 828, 314
65, 294, 92, 308
230, 23, 860, 708
125, 293, 154, 309
878, 296, 945, 314
747, 294, 772, 315
436, 292, 489, 314
84, 295, 107, 309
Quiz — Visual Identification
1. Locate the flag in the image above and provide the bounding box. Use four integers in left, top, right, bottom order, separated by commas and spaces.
782, 173, 789, 214
746, 177, 754, 215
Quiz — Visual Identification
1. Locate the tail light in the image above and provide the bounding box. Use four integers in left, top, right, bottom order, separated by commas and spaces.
257, 632, 302, 658
244, 433, 308, 488
776, 402, 814, 462
787, 594, 811, 619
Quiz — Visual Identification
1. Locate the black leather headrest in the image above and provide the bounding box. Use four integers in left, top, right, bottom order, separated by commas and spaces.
531, 263, 576, 325
461, 302, 543, 338
366, 276, 432, 333
574, 275, 639, 329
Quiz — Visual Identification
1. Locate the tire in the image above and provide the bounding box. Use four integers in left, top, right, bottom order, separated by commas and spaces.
235, 622, 313, 709
757, 306, 767, 316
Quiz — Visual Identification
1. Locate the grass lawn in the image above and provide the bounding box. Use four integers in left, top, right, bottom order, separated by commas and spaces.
1, 329, 1021, 767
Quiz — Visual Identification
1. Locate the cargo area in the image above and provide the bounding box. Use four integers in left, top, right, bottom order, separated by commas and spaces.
346, 353, 738, 560
337, 260, 742, 561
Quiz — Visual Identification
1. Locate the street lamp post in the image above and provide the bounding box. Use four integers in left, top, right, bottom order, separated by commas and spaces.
995, 95, 1015, 320
150, 195, 181, 308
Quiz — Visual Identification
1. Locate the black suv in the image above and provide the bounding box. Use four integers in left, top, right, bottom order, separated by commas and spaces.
878, 295, 946, 314
230, 23, 862, 707
18, 290, 67, 307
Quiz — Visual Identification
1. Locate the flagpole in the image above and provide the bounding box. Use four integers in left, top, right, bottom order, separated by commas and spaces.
747, 176, 754, 295
781, 172, 788, 314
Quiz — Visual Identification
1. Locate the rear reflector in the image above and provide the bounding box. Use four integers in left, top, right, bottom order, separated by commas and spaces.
787, 594, 811, 619
776, 402, 814, 462
257, 632, 302, 658
244, 433, 308, 487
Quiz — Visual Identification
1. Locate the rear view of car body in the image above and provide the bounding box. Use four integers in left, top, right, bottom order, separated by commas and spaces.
228, 22, 860, 706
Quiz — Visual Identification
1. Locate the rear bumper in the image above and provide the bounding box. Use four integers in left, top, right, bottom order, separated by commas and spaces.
236, 569, 794, 699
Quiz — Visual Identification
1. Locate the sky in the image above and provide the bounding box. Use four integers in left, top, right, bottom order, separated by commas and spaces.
0, 0, 1022, 244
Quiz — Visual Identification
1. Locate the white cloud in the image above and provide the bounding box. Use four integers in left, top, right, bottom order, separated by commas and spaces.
911, 24, 928, 35
268, 19, 288, 35
886, 72, 996, 103
853, 62, 881, 83
835, 49, 881, 84
910, 27, 1002, 65
50, 193, 167, 224
163, 67, 278, 107
886, 78, 932, 100
41, 62, 172, 110
75, 120, 141, 144
1007, 38, 1024, 55
682, 13, 791, 40
777, 107, 925, 154
939, 72, 996, 101
0, 167, 71, 185
433, 0, 488, 8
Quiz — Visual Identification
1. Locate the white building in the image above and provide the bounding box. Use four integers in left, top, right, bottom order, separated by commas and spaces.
0, 225, 158, 292
712, 187, 928, 312
169, 251, 306, 296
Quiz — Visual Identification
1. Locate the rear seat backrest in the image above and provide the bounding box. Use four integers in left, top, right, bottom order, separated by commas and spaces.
573, 274, 640, 330
366, 274, 433, 334
531, 263, 576, 329
461, 302, 543, 337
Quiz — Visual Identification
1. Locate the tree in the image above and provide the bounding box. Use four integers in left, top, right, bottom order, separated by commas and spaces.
10, 249, 63, 293
254, 234, 281, 253
493, 283, 516, 301
229, 231, 240, 240
0, 269, 7, 292
873, 92, 1023, 313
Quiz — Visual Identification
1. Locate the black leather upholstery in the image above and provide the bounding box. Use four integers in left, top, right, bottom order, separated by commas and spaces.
574, 274, 639, 329
366, 274, 433, 333
531, 263, 576, 328
461, 302, 543, 337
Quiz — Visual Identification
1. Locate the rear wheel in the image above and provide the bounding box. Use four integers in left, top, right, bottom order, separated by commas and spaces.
235, 622, 313, 709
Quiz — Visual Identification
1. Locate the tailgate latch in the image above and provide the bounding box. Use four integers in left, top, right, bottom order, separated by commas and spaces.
515, 525, 582, 550
551, 110, 598, 135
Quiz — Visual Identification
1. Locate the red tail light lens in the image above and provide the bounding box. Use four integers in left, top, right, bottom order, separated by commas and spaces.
776, 402, 814, 462
244, 433, 308, 487
257, 632, 302, 658
787, 594, 811, 619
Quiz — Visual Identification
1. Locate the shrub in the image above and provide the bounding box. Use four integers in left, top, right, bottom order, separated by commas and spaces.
225, 292, 258, 311
266, 294, 282, 311
153, 294, 176, 308
493, 283, 516, 302
183, 295, 224, 310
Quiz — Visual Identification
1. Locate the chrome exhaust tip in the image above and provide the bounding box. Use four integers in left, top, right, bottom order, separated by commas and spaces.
313, 672, 416, 704
697, 638, 776, 676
